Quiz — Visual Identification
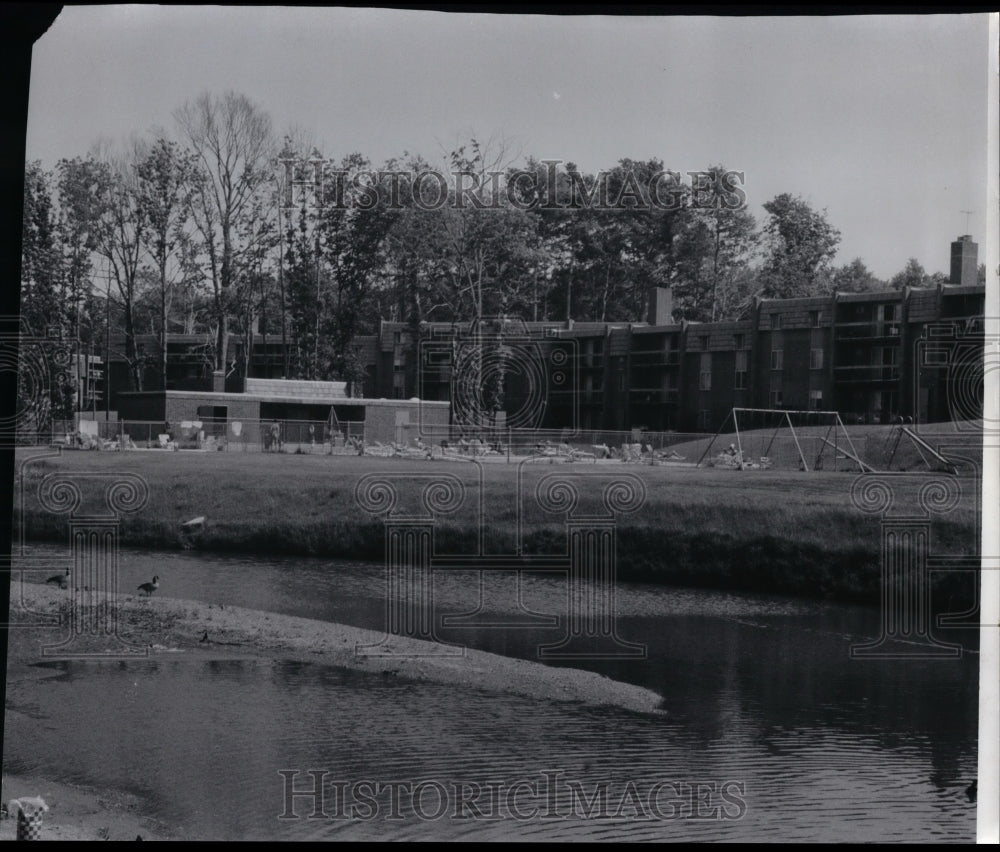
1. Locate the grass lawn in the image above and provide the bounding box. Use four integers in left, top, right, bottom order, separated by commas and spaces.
11, 443, 981, 604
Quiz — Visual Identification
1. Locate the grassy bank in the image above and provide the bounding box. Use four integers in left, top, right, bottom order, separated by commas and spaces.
11, 448, 980, 605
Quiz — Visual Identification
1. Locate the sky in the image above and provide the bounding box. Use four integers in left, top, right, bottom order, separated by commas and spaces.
24, 7, 993, 281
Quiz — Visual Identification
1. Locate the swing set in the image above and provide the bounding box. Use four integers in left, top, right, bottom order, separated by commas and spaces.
696, 408, 876, 472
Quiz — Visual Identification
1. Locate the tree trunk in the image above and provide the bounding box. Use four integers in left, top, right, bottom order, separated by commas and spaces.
124, 306, 142, 392
160, 258, 168, 391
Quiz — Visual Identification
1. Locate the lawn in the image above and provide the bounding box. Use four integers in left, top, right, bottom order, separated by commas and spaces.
10, 443, 981, 604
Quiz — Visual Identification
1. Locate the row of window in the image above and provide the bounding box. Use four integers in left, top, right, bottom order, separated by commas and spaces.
692, 348, 824, 392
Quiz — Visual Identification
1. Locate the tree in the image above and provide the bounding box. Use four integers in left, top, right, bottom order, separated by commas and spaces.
759, 193, 840, 299
94, 138, 151, 392
56, 156, 112, 343
318, 154, 398, 383
175, 91, 275, 371
670, 165, 758, 321
888, 258, 928, 291
831, 258, 884, 293
136, 136, 199, 389
20, 161, 74, 429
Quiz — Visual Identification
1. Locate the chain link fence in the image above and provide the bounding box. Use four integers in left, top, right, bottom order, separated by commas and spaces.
39, 418, 366, 454
19, 418, 976, 472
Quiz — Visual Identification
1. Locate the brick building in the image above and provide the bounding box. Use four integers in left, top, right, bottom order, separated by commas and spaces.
103, 239, 986, 434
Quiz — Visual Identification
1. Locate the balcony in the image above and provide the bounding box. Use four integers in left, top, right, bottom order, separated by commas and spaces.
832, 365, 901, 382
629, 351, 681, 366
834, 322, 901, 341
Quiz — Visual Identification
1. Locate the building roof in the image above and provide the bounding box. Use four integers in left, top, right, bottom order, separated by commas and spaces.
116, 389, 449, 408
244, 378, 349, 400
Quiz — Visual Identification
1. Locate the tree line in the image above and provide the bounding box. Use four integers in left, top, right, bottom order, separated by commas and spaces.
21, 89, 978, 413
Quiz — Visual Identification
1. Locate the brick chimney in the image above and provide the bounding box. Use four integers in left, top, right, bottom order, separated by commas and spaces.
212, 370, 226, 392
950, 235, 978, 286
647, 285, 674, 326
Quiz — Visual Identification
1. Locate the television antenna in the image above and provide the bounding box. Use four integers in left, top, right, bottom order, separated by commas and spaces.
960, 210, 974, 233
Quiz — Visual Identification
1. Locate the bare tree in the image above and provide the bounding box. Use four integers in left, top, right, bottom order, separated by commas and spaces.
174, 91, 274, 370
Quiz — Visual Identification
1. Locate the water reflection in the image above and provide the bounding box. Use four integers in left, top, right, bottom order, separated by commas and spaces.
6, 544, 979, 841
2, 658, 977, 841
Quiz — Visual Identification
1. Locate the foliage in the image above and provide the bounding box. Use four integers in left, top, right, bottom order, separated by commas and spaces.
759, 193, 841, 299
21, 89, 971, 409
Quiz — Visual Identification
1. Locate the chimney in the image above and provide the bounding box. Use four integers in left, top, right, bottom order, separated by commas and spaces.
950, 235, 978, 286
647, 285, 673, 326
212, 370, 226, 393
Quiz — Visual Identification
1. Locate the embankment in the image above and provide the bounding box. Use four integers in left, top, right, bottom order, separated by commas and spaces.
12, 450, 979, 606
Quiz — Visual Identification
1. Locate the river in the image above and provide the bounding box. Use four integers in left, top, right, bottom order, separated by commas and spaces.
3, 544, 980, 841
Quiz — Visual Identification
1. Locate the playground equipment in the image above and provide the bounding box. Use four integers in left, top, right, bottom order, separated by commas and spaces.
696, 408, 875, 473
882, 424, 959, 474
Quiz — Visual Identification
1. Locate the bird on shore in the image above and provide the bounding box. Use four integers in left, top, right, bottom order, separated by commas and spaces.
137, 576, 159, 597
966, 779, 977, 802
46, 569, 70, 588
199, 631, 209, 643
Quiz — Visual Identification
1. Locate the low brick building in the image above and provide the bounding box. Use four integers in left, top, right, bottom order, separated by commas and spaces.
116, 375, 450, 445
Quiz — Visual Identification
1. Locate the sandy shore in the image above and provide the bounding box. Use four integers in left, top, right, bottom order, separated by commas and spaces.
8, 581, 664, 713
4, 581, 663, 840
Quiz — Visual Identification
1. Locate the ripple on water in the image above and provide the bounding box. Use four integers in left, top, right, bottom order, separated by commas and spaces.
2, 656, 977, 842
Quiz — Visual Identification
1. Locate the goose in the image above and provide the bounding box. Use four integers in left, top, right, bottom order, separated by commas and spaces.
137, 576, 159, 597
46, 569, 69, 588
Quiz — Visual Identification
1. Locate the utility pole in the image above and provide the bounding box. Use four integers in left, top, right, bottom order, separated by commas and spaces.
105, 261, 111, 422
91, 338, 96, 417
315, 228, 321, 379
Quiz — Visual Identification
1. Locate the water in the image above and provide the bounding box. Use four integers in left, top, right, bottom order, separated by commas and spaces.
4, 544, 980, 840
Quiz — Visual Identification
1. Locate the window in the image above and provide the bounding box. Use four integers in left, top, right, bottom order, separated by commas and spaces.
810, 389, 823, 410
392, 371, 406, 397
697, 409, 710, 430
770, 389, 783, 408
700, 335, 709, 351
735, 350, 748, 390
809, 310, 820, 327
699, 352, 712, 390
733, 333, 745, 350
771, 313, 782, 329
770, 349, 783, 370
393, 331, 402, 345
810, 348, 824, 370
